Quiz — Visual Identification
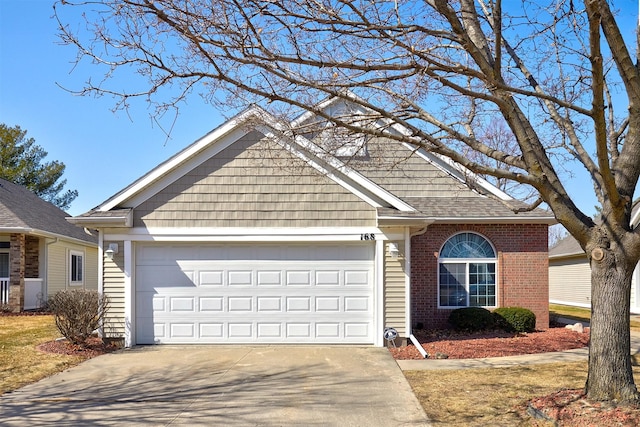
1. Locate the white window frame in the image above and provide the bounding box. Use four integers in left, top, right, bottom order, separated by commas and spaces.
69, 250, 84, 286
437, 232, 498, 309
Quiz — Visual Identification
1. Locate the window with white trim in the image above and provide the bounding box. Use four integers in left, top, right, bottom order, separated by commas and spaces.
70, 250, 84, 285
438, 232, 497, 308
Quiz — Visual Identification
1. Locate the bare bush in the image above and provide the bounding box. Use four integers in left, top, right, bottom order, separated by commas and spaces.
47, 289, 109, 346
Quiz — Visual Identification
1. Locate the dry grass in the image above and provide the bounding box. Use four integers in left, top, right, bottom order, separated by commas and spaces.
405, 362, 640, 426
550, 303, 640, 331
0, 315, 84, 395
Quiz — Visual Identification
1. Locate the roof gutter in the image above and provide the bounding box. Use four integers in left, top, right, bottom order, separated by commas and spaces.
0, 227, 34, 234
376, 217, 434, 227
427, 217, 557, 225
66, 212, 133, 229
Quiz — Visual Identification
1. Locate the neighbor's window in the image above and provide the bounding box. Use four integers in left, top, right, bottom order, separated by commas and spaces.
70, 251, 84, 285
438, 232, 497, 308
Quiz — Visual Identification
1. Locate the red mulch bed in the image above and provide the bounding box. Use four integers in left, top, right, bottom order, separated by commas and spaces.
389, 326, 590, 360
37, 336, 121, 359
526, 389, 640, 426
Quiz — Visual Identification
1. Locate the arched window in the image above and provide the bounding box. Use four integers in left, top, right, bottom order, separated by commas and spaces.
438, 232, 497, 308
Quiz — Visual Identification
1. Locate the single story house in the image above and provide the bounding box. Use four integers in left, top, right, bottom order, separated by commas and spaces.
549, 200, 640, 313
0, 178, 98, 311
68, 99, 555, 347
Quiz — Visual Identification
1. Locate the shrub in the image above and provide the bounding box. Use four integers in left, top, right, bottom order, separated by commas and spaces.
448, 307, 495, 331
47, 289, 109, 345
493, 307, 536, 333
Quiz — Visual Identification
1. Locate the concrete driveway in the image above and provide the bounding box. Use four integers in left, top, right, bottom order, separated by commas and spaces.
0, 346, 429, 426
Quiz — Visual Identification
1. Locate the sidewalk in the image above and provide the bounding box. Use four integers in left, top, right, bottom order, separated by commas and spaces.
397, 319, 640, 371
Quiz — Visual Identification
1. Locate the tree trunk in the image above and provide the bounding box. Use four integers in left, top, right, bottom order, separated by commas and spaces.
586, 249, 639, 402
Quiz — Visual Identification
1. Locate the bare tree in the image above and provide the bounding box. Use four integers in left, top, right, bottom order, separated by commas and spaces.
55, 0, 640, 402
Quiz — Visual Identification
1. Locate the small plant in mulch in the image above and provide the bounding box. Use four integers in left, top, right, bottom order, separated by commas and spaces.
48, 289, 109, 346
524, 389, 640, 426
448, 307, 496, 331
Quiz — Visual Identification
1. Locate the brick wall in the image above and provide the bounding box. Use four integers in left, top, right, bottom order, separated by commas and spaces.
25, 236, 39, 278
9, 234, 25, 312
410, 223, 549, 330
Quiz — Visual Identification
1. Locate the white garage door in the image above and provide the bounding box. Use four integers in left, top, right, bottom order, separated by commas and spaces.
135, 243, 375, 344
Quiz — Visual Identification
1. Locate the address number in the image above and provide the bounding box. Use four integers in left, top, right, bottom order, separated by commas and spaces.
360, 233, 376, 240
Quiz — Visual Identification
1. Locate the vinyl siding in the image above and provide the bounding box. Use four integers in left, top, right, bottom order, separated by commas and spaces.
46, 243, 67, 296
46, 242, 98, 297
384, 240, 406, 337
84, 246, 99, 291
549, 256, 592, 308
103, 241, 125, 338
134, 131, 377, 228
336, 136, 476, 199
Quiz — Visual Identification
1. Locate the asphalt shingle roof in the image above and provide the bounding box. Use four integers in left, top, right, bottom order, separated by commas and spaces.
0, 178, 96, 244
548, 234, 583, 258
378, 196, 555, 221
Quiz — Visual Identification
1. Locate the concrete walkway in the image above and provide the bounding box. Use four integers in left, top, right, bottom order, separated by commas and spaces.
0, 346, 430, 426
397, 323, 640, 371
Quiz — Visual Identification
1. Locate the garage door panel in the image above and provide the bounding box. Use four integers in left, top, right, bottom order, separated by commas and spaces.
286, 271, 311, 286
257, 297, 282, 311
199, 297, 224, 311
316, 323, 340, 338
345, 297, 370, 311
138, 265, 196, 287
228, 297, 252, 311
345, 323, 370, 338
257, 271, 282, 286
316, 296, 340, 311
316, 271, 340, 286
199, 271, 224, 286
228, 271, 253, 286
200, 323, 224, 338
135, 243, 374, 344
345, 270, 370, 286
229, 323, 252, 338
170, 297, 195, 312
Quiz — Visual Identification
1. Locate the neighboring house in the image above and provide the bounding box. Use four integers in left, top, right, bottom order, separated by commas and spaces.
0, 178, 98, 311
68, 99, 555, 347
549, 200, 640, 313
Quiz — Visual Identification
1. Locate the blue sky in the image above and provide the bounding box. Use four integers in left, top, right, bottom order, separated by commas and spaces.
0, 0, 225, 216
1, 0, 627, 218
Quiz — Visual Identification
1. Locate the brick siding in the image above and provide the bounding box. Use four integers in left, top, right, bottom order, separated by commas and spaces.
25, 236, 39, 278
9, 234, 25, 311
410, 223, 549, 330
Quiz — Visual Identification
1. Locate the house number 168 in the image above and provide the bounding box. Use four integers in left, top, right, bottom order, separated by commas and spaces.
360, 233, 375, 240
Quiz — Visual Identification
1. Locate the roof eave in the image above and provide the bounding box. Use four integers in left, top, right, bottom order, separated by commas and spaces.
0, 227, 33, 234
66, 212, 133, 229
0, 227, 96, 246
376, 217, 435, 227
549, 251, 586, 260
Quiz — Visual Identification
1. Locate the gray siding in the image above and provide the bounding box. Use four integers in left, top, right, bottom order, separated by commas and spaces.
134, 131, 377, 228
384, 241, 406, 337
344, 137, 475, 199
103, 241, 125, 338
549, 256, 592, 307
